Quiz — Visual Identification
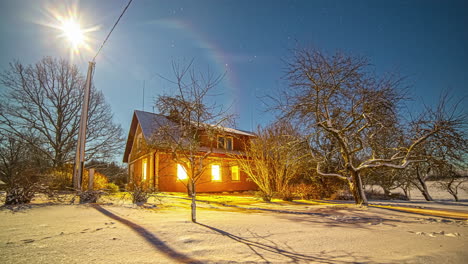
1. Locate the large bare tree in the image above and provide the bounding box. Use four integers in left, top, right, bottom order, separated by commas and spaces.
150, 60, 233, 222
278, 47, 464, 205
0, 57, 124, 170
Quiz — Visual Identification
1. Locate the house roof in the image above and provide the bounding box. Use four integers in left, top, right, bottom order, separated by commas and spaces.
123, 110, 255, 163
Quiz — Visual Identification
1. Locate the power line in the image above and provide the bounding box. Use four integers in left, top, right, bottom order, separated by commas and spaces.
93, 0, 133, 62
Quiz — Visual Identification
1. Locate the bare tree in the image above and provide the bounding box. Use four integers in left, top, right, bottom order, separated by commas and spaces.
150, 60, 233, 222
0, 134, 48, 204
0, 57, 124, 171
436, 166, 467, 202
277, 47, 465, 206
231, 121, 309, 201
404, 94, 468, 201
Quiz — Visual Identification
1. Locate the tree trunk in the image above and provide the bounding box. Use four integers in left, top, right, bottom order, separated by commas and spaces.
348, 171, 368, 206
355, 171, 368, 206
416, 172, 433, 201
348, 181, 359, 204
401, 186, 411, 200
190, 181, 196, 223
447, 188, 459, 202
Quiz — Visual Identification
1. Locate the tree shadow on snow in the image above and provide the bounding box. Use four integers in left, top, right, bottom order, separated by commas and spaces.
92, 204, 202, 264
196, 222, 375, 264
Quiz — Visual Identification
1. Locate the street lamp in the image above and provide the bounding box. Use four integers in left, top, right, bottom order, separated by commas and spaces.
57, 1, 133, 190
59, 17, 94, 190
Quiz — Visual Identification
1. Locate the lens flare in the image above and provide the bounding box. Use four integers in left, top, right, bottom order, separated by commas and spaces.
36, 2, 100, 60
60, 18, 84, 49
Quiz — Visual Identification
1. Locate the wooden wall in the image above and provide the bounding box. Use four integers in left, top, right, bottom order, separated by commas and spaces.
157, 153, 257, 193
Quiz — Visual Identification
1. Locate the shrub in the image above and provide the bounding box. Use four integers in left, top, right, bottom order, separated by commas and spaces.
255, 191, 274, 202
127, 183, 156, 205
82, 171, 109, 190
45, 165, 110, 191
5, 185, 36, 205
79, 190, 105, 204
47, 168, 72, 190
4, 169, 45, 205
131, 186, 149, 204
106, 182, 120, 193
279, 188, 295, 201
291, 183, 321, 200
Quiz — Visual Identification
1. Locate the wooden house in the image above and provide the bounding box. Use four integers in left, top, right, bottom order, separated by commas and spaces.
123, 110, 258, 192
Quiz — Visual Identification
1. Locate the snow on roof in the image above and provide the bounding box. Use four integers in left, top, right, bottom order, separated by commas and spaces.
135, 110, 255, 139
134, 110, 177, 140
213, 125, 256, 137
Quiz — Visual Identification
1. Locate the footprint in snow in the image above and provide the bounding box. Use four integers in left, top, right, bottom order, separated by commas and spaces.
409, 231, 460, 238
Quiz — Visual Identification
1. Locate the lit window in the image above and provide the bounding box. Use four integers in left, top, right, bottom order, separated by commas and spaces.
177, 164, 188, 180
231, 166, 240, 181
142, 158, 147, 180
217, 136, 233, 150
212, 164, 221, 181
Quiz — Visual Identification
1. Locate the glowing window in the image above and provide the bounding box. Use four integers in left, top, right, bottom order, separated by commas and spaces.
212, 164, 221, 181
142, 158, 147, 180
231, 166, 240, 181
177, 164, 188, 180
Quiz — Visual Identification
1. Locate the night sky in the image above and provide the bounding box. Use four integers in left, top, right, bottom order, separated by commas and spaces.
0, 0, 467, 133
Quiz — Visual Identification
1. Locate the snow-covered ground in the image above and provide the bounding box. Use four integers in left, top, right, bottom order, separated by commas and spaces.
0, 185, 467, 264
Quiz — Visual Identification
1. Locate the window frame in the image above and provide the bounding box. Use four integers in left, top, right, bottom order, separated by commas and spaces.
217, 135, 234, 151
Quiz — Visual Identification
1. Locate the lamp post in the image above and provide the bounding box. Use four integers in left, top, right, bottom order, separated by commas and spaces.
73, 61, 95, 190
58, 17, 95, 190
59, 1, 133, 189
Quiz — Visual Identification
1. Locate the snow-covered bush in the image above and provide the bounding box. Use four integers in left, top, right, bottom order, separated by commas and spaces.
5, 185, 36, 205
78, 190, 105, 204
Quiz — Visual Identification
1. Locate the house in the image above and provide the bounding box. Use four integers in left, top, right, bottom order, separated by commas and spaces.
123, 110, 258, 192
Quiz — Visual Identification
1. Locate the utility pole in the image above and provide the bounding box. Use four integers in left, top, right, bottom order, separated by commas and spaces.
73, 61, 95, 190
70, 0, 132, 190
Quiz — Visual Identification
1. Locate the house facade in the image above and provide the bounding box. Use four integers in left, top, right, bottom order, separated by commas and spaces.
123, 110, 258, 192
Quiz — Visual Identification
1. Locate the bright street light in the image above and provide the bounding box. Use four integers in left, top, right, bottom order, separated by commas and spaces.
59, 18, 85, 50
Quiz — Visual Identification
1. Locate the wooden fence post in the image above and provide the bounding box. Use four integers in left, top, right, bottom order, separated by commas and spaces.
88, 168, 95, 191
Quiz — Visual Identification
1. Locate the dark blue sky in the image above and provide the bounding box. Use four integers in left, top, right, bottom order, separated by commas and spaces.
0, 0, 467, 132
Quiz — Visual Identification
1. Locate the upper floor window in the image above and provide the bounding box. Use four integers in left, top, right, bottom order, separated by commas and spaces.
217, 135, 233, 150
136, 133, 143, 150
